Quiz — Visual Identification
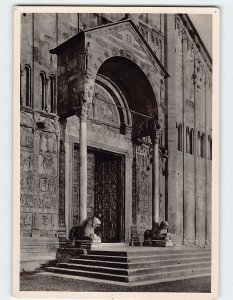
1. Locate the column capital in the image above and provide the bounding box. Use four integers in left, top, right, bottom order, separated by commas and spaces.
148, 117, 162, 144
151, 130, 160, 145
79, 104, 90, 121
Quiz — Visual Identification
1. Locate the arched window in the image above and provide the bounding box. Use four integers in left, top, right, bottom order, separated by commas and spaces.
177, 124, 183, 151
25, 65, 32, 107
186, 126, 190, 153
201, 133, 205, 158
40, 72, 46, 111
208, 135, 212, 160
197, 131, 201, 157
49, 75, 55, 113
189, 129, 194, 155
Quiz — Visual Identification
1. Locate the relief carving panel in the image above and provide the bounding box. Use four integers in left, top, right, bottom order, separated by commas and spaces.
20, 152, 34, 172
20, 112, 59, 238
20, 174, 35, 191
20, 212, 33, 228
34, 212, 58, 237
20, 194, 34, 208
93, 83, 120, 127
58, 141, 65, 227
20, 127, 34, 148
134, 144, 152, 231
38, 155, 57, 176
20, 194, 57, 210
40, 133, 57, 153
39, 177, 57, 193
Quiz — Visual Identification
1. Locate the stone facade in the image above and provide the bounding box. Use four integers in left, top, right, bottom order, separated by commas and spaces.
20, 13, 212, 271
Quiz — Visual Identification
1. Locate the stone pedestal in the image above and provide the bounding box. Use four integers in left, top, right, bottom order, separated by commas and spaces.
56, 246, 87, 262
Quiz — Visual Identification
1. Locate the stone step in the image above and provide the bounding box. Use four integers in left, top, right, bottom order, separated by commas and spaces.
69, 255, 211, 269
55, 261, 210, 276
46, 265, 211, 283
80, 251, 211, 263
46, 266, 128, 282
89, 248, 210, 257
128, 267, 211, 283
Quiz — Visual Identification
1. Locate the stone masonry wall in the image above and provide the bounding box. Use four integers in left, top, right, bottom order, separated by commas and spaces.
173, 15, 212, 246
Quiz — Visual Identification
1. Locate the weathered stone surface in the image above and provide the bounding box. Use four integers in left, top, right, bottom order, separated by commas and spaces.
20, 13, 212, 270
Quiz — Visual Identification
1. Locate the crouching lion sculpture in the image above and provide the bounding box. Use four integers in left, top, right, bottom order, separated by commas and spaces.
144, 221, 173, 246
69, 216, 101, 243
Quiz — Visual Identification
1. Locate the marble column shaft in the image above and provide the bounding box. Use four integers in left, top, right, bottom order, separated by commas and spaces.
79, 112, 88, 223
152, 131, 160, 229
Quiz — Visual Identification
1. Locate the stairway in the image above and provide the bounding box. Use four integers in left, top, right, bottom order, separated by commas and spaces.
45, 247, 211, 286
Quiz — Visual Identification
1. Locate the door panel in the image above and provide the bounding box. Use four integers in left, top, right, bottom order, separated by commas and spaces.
94, 153, 124, 243
72, 146, 125, 242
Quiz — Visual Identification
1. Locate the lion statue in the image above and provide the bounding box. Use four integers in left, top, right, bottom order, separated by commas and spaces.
144, 221, 171, 241
156, 221, 171, 241
69, 216, 101, 244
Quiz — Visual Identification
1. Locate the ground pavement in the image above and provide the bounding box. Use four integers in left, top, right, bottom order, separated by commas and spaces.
20, 272, 211, 293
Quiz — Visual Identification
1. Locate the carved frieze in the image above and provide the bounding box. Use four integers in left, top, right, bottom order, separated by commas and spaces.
38, 213, 57, 228
32, 212, 58, 237
134, 144, 152, 230
20, 194, 34, 207
40, 132, 57, 153
20, 175, 35, 191
58, 141, 65, 227
20, 212, 33, 228
38, 154, 57, 176
20, 112, 59, 237
42, 194, 57, 209
39, 177, 57, 193
20, 127, 33, 148
20, 152, 33, 172
93, 83, 120, 127
20, 193, 57, 210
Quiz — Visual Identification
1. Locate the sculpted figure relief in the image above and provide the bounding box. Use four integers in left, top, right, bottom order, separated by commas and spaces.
69, 216, 101, 244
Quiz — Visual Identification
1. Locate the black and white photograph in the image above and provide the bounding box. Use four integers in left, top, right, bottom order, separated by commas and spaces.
13, 6, 219, 298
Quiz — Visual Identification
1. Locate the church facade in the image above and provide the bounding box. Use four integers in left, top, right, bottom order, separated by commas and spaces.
20, 13, 212, 271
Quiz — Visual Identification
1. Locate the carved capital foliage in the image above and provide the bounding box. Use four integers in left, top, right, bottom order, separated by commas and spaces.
81, 81, 94, 105
147, 117, 161, 143
79, 102, 91, 121
151, 130, 160, 144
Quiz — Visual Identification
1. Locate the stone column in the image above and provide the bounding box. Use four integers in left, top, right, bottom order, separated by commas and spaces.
79, 107, 88, 223
151, 131, 160, 229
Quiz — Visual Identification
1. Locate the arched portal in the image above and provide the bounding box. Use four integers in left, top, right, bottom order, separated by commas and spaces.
90, 56, 159, 139
81, 57, 160, 242
53, 25, 166, 243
